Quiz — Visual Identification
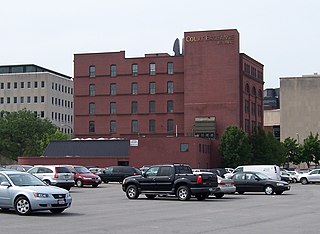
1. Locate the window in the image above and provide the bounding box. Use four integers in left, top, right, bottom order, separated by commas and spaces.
89, 102, 95, 114
110, 120, 116, 133
131, 82, 138, 94
34, 96, 38, 103
252, 87, 257, 96
131, 101, 138, 114
110, 83, 116, 95
149, 101, 155, 113
89, 65, 95, 78
20, 82, 24, 88
180, 143, 189, 152
110, 64, 117, 77
41, 81, 45, 88
149, 63, 156, 75
34, 81, 38, 88
110, 102, 116, 114
149, 119, 155, 132
167, 119, 174, 132
14, 82, 18, 89
40, 111, 45, 118
0, 83, 4, 89
7, 97, 10, 104
27, 96, 31, 103
20, 97, 24, 103
41, 96, 45, 103
245, 119, 250, 132
0, 97, 3, 104
132, 64, 138, 76
7, 82, 11, 89
245, 83, 250, 93
27, 82, 31, 88
251, 102, 256, 115
131, 120, 138, 133
149, 82, 156, 94
13, 97, 17, 103
245, 100, 250, 113
167, 100, 174, 112
167, 81, 174, 93
89, 84, 96, 96
89, 121, 95, 132
167, 62, 174, 75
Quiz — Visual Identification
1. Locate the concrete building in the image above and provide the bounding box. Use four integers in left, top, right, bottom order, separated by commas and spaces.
280, 73, 320, 142
0, 64, 74, 134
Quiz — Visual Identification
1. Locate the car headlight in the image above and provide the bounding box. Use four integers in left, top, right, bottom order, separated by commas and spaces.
33, 192, 49, 198
276, 183, 284, 186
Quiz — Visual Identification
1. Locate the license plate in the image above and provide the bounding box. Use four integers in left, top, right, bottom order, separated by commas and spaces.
58, 199, 65, 205
225, 183, 231, 187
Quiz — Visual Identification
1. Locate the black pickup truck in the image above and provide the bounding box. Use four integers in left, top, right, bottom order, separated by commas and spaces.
122, 164, 219, 201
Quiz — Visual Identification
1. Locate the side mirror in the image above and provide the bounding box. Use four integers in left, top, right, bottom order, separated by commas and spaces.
0, 181, 11, 187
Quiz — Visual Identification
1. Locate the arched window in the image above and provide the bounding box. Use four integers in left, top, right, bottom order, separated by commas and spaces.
245, 83, 250, 93
251, 87, 257, 96
258, 89, 262, 99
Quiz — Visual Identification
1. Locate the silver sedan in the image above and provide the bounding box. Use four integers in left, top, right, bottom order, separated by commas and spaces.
0, 170, 72, 215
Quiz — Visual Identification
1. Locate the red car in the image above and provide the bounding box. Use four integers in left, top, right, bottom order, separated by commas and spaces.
64, 165, 102, 188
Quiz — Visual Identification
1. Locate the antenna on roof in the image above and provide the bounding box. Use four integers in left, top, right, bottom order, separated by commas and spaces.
173, 38, 181, 56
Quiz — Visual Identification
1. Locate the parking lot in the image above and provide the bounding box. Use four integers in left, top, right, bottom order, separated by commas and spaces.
1, 182, 320, 234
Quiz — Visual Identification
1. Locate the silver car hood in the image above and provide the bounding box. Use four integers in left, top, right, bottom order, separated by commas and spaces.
11, 185, 68, 193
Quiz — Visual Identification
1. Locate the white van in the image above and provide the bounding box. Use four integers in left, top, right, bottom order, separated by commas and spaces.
225, 165, 281, 180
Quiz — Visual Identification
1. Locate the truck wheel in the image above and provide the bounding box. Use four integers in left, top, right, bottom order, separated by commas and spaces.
214, 193, 224, 199
126, 185, 139, 199
177, 186, 191, 201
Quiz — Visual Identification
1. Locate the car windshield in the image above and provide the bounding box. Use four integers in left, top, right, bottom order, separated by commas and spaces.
8, 174, 46, 186
254, 172, 270, 180
75, 166, 91, 174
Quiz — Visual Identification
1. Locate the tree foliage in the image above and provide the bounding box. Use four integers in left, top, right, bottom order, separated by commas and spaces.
300, 132, 320, 168
0, 110, 67, 161
219, 126, 252, 168
282, 137, 300, 166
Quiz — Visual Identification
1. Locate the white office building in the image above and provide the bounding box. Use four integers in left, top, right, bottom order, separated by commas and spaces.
0, 64, 73, 134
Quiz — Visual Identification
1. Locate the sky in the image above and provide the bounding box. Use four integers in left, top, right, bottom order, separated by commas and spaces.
1, 0, 319, 88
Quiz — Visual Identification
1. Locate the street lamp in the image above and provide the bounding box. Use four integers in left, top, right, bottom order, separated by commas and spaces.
61, 123, 73, 138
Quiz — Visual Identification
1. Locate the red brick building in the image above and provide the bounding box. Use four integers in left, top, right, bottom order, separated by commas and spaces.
20, 29, 263, 168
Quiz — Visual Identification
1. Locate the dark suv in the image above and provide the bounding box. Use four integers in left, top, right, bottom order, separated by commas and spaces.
98, 166, 141, 183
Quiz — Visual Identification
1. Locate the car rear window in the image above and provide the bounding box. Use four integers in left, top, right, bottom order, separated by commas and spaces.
56, 167, 71, 173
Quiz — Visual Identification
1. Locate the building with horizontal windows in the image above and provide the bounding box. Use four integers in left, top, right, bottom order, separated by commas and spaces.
65, 29, 264, 168
0, 64, 74, 134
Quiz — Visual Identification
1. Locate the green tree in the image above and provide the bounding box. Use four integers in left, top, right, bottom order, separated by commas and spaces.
219, 126, 252, 168
0, 110, 59, 161
250, 127, 285, 165
300, 132, 320, 168
282, 137, 301, 166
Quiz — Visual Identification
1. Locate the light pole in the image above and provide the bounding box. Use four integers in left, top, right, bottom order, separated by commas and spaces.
61, 123, 73, 139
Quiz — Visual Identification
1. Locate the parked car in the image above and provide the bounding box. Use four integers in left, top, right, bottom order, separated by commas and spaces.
0, 171, 72, 215
63, 165, 102, 187
5, 165, 33, 172
286, 171, 299, 183
99, 166, 142, 183
225, 165, 281, 180
88, 167, 103, 175
193, 171, 235, 198
297, 169, 320, 184
27, 165, 74, 190
122, 164, 219, 201
280, 171, 294, 183
231, 172, 290, 195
